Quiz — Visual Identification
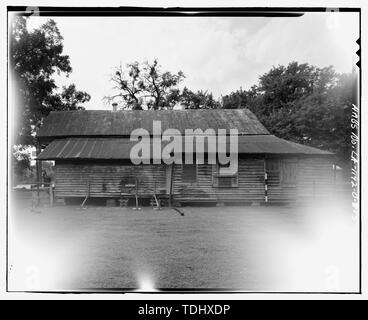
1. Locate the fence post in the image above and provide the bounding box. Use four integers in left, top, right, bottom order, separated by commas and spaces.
36, 144, 42, 206
49, 184, 54, 206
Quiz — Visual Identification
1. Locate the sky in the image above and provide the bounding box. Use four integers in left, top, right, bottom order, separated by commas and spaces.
26, 12, 359, 110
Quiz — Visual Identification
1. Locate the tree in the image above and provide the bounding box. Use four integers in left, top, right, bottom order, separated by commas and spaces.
107, 59, 184, 110
108, 61, 145, 110
143, 59, 185, 110
288, 74, 354, 168
254, 62, 337, 116
10, 16, 90, 146
12, 145, 31, 177
221, 62, 354, 169
222, 86, 258, 109
48, 84, 91, 111
179, 87, 220, 109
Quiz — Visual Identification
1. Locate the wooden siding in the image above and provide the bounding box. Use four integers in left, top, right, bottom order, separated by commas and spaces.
295, 157, 334, 202
172, 156, 333, 204
172, 158, 265, 202
266, 157, 334, 203
55, 161, 167, 198
54, 156, 334, 204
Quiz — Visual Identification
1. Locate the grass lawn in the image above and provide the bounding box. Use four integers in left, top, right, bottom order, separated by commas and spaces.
8, 192, 359, 292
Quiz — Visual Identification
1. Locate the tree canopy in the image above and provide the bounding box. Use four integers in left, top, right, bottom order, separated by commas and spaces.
107, 59, 185, 110
107, 60, 223, 110
221, 62, 355, 168
179, 87, 221, 109
10, 16, 90, 146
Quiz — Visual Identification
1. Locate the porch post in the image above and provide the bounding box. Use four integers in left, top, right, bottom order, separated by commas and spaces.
36, 143, 42, 206
264, 157, 268, 203
166, 164, 174, 207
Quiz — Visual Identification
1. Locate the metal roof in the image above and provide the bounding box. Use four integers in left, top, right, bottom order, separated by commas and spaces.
37, 109, 270, 139
37, 135, 332, 160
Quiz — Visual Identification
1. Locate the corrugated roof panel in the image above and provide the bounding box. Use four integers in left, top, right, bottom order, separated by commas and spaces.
37, 109, 270, 138
78, 138, 94, 158
68, 139, 85, 158
37, 135, 332, 160
59, 138, 78, 158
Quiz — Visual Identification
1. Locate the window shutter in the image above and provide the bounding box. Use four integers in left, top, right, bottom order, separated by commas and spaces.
218, 176, 232, 187
231, 174, 238, 187
182, 164, 197, 183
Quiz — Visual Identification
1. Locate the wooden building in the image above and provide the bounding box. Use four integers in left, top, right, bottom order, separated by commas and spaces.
37, 109, 335, 206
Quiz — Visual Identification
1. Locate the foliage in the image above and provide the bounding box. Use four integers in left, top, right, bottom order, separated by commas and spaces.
179, 87, 221, 109
10, 16, 90, 146
222, 86, 258, 109
108, 59, 185, 110
221, 62, 355, 167
12, 145, 31, 177
48, 84, 91, 111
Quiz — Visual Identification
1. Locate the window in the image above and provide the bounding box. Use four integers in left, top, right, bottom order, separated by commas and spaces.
217, 176, 234, 187
182, 164, 197, 183
212, 163, 238, 188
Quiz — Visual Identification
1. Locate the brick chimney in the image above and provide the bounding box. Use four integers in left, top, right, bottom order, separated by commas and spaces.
112, 102, 118, 112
